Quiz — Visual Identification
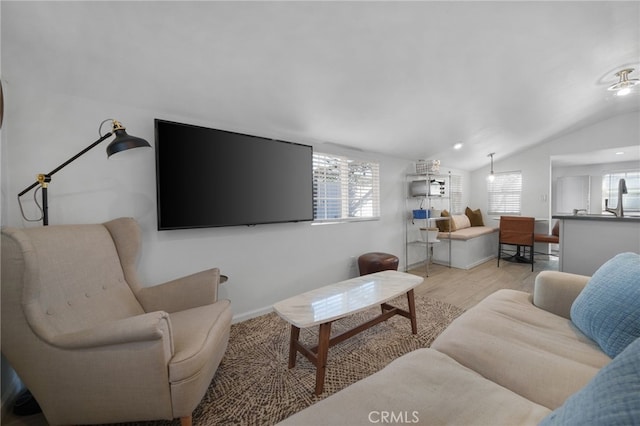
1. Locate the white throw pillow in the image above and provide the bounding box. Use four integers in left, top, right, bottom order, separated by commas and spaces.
451, 215, 471, 231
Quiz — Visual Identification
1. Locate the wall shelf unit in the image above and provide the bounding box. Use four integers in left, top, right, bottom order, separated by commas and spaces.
405, 171, 452, 276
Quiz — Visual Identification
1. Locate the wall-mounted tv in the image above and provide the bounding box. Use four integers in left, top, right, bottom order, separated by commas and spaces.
154, 119, 314, 230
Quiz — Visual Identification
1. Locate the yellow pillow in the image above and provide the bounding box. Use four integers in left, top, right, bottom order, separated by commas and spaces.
465, 207, 484, 227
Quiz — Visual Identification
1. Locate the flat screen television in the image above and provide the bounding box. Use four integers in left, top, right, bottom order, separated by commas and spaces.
154, 119, 314, 230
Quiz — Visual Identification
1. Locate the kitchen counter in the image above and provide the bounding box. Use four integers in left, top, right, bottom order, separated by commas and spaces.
553, 215, 640, 275
552, 214, 640, 222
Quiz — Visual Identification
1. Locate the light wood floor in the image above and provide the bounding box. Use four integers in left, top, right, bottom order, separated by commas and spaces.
3, 257, 558, 426
410, 256, 559, 310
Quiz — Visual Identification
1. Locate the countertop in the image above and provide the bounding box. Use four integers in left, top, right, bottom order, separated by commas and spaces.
553, 214, 640, 223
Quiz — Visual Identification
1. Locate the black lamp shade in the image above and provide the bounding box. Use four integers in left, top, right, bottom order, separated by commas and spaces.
106, 129, 151, 157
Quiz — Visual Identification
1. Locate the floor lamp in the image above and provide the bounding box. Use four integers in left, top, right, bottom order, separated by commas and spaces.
17, 119, 151, 225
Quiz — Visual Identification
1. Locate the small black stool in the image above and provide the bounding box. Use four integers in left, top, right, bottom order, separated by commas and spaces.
358, 252, 399, 276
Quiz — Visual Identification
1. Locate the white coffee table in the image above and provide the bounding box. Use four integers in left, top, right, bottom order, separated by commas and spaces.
273, 270, 424, 394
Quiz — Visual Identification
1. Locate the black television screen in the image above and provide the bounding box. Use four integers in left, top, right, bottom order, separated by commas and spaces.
154, 119, 314, 230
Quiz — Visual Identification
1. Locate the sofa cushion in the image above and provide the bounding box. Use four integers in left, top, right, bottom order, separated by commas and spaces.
432, 289, 611, 409
539, 337, 640, 425
278, 348, 550, 426
465, 207, 485, 226
570, 252, 640, 358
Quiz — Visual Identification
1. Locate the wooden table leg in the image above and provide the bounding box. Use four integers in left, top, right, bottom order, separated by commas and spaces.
315, 322, 332, 395
288, 325, 301, 368
406, 289, 417, 334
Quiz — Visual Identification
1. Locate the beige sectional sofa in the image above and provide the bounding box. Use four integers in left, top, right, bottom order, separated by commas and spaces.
279, 267, 630, 425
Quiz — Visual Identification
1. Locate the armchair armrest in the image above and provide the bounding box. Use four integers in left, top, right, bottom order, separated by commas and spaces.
533, 270, 590, 319
136, 268, 221, 313
50, 311, 173, 353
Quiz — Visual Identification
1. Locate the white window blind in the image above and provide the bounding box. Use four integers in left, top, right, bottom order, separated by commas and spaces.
313, 152, 380, 222
487, 171, 522, 215
602, 170, 640, 213
449, 174, 462, 214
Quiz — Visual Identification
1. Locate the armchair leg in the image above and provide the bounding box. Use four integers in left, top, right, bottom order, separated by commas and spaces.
181, 415, 193, 426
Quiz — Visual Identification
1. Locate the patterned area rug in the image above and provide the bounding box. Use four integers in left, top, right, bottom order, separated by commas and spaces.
125, 294, 463, 426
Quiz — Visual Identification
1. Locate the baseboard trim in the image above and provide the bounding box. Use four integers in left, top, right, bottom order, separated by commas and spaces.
232, 305, 274, 324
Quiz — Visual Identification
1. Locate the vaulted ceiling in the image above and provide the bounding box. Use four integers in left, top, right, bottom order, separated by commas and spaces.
2, 1, 639, 170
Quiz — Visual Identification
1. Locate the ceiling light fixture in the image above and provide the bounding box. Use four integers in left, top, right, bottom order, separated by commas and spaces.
608, 68, 640, 96
453, 142, 463, 150
486, 153, 495, 183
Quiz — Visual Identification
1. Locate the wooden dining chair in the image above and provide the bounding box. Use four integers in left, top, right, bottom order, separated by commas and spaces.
497, 216, 535, 271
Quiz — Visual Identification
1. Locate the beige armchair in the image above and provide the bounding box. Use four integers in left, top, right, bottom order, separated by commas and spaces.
1, 217, 232, 426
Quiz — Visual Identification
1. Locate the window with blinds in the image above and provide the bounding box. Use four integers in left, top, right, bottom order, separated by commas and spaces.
602, 170, 640, 213
487, 171, 522, 215
449, 174, 462, 214
313, 152, 380, 222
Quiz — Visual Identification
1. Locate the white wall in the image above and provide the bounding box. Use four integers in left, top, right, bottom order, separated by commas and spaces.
469, 111, 640, 231
1, 84, 419, 321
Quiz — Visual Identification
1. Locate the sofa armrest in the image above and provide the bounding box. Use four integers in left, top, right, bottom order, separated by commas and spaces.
533, 271, 590, 319
50, 311, 173, 354
136, 268, 221, 313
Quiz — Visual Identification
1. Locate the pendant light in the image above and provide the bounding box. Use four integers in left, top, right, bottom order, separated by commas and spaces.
486, 153, 495, 183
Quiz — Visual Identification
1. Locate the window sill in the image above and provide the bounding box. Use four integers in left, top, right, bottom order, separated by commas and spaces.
311, 217, 380, 226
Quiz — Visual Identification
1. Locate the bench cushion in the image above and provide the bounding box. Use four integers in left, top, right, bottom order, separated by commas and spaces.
438, 226, 497, 241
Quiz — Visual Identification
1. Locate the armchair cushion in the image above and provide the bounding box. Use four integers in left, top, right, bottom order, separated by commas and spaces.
570, 252, 640, 358
169, 300, 231, 382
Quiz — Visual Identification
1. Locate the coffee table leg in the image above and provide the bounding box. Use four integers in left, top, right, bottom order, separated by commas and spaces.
315, 322, 332, 395
407, 289, 417, 334
288, 325, 301, 368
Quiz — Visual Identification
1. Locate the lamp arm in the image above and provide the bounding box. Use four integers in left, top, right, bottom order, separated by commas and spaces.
18, 132, 113, 197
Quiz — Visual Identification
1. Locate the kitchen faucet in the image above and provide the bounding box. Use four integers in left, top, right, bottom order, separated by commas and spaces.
604, 178, 628, 217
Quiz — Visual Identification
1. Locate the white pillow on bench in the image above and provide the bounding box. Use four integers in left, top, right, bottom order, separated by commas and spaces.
451, 214, 471, 231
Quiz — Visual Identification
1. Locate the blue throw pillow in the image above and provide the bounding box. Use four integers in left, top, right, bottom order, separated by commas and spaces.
539, 337, 640, 425
570, 252, 640, 358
